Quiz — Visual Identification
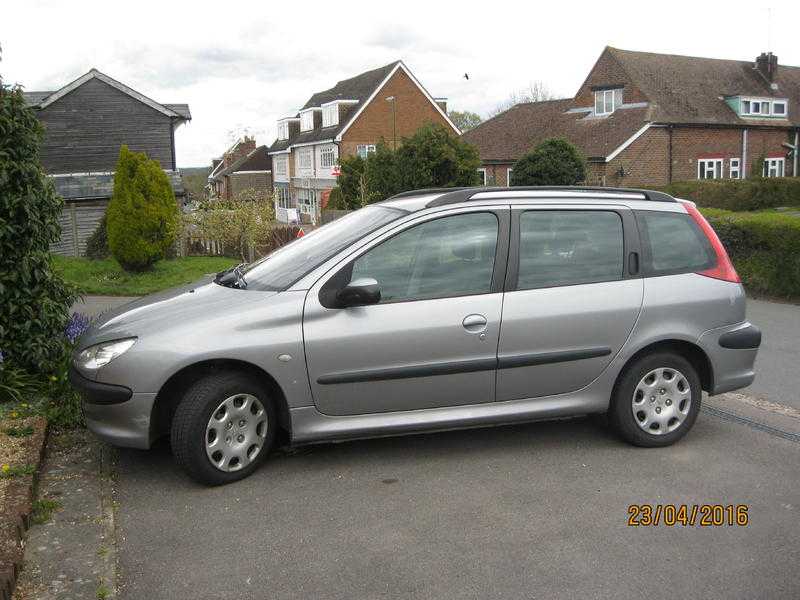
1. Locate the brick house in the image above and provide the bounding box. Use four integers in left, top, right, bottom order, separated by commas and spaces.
269, 60, 458, 223
463, 47, 800, 187
23, 69, 191, 256
208, 137, 272, 201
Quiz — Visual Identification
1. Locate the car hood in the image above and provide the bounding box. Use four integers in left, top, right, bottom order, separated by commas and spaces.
78, 277, 276, 347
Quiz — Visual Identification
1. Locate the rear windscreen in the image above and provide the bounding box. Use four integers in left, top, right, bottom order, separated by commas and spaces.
636, 210, 716, 275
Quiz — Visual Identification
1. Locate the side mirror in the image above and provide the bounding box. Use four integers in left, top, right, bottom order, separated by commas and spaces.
336, 277, 381, 308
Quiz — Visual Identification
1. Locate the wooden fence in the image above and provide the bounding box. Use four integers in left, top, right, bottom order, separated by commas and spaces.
50, 201, 107, 257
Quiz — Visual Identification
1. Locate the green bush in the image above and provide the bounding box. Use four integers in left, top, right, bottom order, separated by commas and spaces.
84, 214, 109, 259
510, 138, 586, 186
658, 178, 800, 211
703, 208, 800, 298
107, 146, 179, 271
0, 83, 75, 374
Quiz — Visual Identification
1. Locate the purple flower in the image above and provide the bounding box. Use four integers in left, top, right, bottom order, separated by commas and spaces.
65, 312, 91, 344
0, 350, 4, 364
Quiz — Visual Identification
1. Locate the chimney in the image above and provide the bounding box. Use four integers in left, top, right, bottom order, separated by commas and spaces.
224, 136, 257, 166
435, 97, 448, 113
755, 52, 779, 82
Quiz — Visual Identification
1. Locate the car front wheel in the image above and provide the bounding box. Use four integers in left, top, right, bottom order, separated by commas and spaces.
171, 371, 277, 485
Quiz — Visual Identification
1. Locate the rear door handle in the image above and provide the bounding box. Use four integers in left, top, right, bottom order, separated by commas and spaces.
462, 314, 488, 333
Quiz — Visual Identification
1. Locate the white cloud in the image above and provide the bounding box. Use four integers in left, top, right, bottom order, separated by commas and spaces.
1, 0, 796, 166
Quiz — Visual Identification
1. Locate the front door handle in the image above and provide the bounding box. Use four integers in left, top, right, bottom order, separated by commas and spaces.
462, 314, 488, 333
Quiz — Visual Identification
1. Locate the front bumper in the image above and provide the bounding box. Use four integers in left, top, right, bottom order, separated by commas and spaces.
69, 366, 155, 449
698, 322, 761, 395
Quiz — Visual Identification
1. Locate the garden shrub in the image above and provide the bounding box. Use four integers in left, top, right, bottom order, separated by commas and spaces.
510, 138, 586, 186
107, 146, 179, 271
703, 208, 800, 299
84, 214, 109, 259
658, 178, 800, 211
0, 82, 75, 374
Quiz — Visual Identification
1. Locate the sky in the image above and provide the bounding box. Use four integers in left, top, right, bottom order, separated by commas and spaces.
1, 0, 797, 167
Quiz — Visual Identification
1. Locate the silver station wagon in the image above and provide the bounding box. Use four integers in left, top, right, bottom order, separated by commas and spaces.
70, 187, 761, 485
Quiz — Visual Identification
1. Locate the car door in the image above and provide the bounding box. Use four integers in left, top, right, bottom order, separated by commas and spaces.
303, 206, 509, 416
496, 206, 643, 401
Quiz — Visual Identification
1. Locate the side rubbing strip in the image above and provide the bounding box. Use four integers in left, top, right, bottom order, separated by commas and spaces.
497, 347, 611, 370
317, 347, 611, 385
317, 358, 497, 385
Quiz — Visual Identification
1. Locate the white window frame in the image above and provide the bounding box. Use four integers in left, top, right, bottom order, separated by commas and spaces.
275, 186, 291, 208
729, 158, 741, 179
277, 121, 289, 141
298, 147, 312, 170
506, 167, 513, 186
274, 155, 288, 178
739, 97, 788, 117
763, 157, 785, 178
477, 168, 487, 186
594, 88, 621, 116
300, 110, 315, 132
356, 144, 376, 159
697, 158, 724, 180
322, 104, 338, 128
320, 145, 336, 168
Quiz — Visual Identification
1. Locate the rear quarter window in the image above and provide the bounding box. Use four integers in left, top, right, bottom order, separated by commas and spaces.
636, 210, 716, 275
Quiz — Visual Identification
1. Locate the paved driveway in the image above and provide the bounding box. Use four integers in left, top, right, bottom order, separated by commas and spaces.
115, 412, 799, 600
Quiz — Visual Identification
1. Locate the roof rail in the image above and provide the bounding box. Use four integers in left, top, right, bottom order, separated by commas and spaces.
425, 186, 676, 208
387, 187, 468, 200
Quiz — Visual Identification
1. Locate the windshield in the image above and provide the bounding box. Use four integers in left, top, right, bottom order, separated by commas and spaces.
237, 205, 406, 291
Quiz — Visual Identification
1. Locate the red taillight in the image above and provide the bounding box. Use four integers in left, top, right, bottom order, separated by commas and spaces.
679, 200, 741, 283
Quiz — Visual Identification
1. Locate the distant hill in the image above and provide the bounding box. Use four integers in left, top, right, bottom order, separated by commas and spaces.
179, 166, 211, 201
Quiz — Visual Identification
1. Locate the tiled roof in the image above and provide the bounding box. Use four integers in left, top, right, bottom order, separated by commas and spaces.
163, 103, 192, 120
270, 61, 401, 150
608, 47, 800, 126
462, 99, 652, 162
211, 146, 271, 180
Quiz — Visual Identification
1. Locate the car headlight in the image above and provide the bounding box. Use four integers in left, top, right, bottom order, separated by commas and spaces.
75, 338, 137, 370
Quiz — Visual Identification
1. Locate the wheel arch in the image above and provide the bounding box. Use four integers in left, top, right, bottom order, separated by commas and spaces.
617, 339, 714, 394
150, 359, 291, 444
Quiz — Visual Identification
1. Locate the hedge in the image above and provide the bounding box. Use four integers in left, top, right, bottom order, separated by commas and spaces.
655, 177, 800, 211
702, 208, 800, 299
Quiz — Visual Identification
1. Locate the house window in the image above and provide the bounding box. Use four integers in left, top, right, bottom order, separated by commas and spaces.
274, 155, 288, 178
697, 159, 723, 180
277, 122, 289, 140
275, 186, 291, 208
763, 157, 785, 178
322, 104, 338, 127
298, 147, 312, 170
729, 158, 741, 179
356, 144, 376, 159
506, 168, 514, 186
297, 188, 317, 214
300, 110, 314, 132
594, 88, 622, 116
477, 168, 487, 185
320, 145, 336, 168
739, 97, 788, 117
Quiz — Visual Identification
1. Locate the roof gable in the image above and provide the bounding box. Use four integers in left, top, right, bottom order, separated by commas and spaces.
24, 69, 189, 120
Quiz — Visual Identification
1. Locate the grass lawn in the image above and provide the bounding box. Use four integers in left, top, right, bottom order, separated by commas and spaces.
52, 256, 238, 296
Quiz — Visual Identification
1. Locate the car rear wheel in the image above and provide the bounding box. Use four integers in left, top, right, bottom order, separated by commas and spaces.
608, 352, 701, 447
171, 371, 277, 485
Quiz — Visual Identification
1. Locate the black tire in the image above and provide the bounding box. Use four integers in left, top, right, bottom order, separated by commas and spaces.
171, 371, 277, 485
608, 352, 701, 447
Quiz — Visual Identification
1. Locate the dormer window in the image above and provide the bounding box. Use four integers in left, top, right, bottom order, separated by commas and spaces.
300, 110, 315, 132
277, 121, 289, 140
736, 97, 788, 118
594, 88, 622, 116
322, 103, 338, 127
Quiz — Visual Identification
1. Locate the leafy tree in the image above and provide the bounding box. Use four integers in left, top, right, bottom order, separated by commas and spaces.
510, 138, 586, 186
365, 142, 402, 201
107, 146, 180, 271
334, 154, 374, 208
449, 110, 482, 132
393, 123, 480, 191
0, 81, 75, 373
84, 214, 109, 259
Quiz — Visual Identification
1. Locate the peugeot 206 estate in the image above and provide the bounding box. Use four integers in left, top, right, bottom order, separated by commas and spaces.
69, 187, 761, 485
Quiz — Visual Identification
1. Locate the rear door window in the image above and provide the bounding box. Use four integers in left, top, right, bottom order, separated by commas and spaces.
636, 210, 715, 275
516, 210, 624, 290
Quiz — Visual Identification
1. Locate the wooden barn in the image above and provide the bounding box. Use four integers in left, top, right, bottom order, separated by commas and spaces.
23, 69, 191, 256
